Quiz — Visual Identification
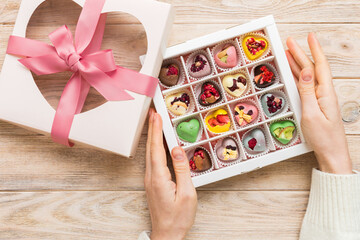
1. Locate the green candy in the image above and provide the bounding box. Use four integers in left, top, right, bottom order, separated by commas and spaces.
270, 120, 296, 145
176, 119, 200, 143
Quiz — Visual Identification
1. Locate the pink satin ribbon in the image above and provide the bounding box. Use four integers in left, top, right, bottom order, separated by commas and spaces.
6, 0, 158, 147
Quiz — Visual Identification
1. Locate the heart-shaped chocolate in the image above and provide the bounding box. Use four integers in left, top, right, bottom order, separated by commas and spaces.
234, 103, 258, 127
187, 54, 212, 78
159, 63, 180, 87
189, 148, 212, 172
165, 92, 191, 116
216, 137, 240, 161
270, 120, 296, 145
205, 108, 231, 134
198, 82, 222, 106
243, 129, 267, 154
176, 119, 200, 143
214, 44, 238, 68
260, 93, 285, 117
253, 64, 276, 88
222, 73, 247, 97
242, 36, 268, 61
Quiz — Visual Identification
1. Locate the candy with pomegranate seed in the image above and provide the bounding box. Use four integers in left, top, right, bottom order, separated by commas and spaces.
222, 73, 247, 97
253, 64, 276, 88
165, 92, 191, 116
198, 82, 222, 106
243, 129, 267, 154
214, 44, 238, 68
260, 93, 285, 117
242, 35, 268, 61
205, 108, 231, 134
189, 148, 212, 172
187, 54, 212, 78
159, 63, 180, 87
234, 103, 258, 127
216, 137, 240, 161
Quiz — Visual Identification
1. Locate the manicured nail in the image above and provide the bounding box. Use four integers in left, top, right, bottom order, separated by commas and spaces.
301, 69, 313, 82
172, 147, 184, 161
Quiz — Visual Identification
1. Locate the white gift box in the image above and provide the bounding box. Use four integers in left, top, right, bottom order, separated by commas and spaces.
152, 16, 313, 187
0, 0, 174, 158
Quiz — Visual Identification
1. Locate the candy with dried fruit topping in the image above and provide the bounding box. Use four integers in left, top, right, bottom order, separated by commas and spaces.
214, 44, 238, 68
189, 148, 212, 172
234, 103, 258, 126
222, 73, 247, 97
243, 129, 267, 154
198, 82, 222, 106
242, 36, 268, 61
165, 92, 191, 116
159, 63, 180, 87
205, 108, 231, 134
253, 65, 275, 88
187, 54, 212, 78
216, 137, 239, 161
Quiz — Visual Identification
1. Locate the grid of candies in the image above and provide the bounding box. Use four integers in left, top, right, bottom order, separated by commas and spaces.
158, 30, 302, 177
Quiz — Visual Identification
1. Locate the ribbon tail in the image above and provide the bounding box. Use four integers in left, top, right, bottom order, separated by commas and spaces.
109, 66, 159, 98
7, 36, 56, 57
82, 13, 107, 55
51, 72, 83, 147
76, 78, 91, 114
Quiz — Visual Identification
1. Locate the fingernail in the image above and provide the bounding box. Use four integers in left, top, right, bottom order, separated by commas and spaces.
301, 69, 313, 82
148, 109, 153, 119
172, 147, 184, 161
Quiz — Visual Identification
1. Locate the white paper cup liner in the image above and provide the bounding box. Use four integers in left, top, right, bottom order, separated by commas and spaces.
203, 107, 235, 137
213, 136, 244, 167
239, 32, 271, 64
186, 146, 215, 177
241, 126, 270, 158
173, 115, 204, 146
268, 118, 301, 149
163, 88, 196, 119
185, 49, 215, 81
158, 58, 186, 89
231, 98, 261, 129
193, 79, 225, 110
259, 89, 290, 119
220, 69, 251, 100
250, 62, 280, 91
211, 39, 242, 72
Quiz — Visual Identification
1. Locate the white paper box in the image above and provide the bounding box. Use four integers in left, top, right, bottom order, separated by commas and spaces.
153, 16, 313, 187
0, 0, 174, 158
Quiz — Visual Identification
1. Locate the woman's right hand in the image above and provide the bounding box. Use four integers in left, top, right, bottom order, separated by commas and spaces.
286, 33, 353, 174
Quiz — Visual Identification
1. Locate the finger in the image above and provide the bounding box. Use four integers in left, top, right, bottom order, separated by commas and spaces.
308, 33, 333, 88
145, 108, 155, 182
150, 113, 170, 178
286, 37, 314, 69
285, 50, 301, 79
171, 147, 194, 195
298, 68, 321, 115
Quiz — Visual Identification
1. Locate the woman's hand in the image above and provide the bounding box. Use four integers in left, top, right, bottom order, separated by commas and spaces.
286, 33, 353, 174
145, 109, 197, 240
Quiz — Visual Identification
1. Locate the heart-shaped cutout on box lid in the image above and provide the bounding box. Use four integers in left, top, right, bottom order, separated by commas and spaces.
242, 35, 268, 61
0, 0, 174, 157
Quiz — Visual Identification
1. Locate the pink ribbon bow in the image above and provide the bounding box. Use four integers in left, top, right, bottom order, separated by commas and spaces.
6, 0, 158, 147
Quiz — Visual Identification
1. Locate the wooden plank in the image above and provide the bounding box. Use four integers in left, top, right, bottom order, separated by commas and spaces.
0, 191, 309, 239
0, 122, 358, 191
1, 0, 360, 25
1, 24, 360, 78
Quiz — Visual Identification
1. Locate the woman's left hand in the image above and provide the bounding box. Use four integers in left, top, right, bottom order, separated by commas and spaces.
145, 109, 197, 240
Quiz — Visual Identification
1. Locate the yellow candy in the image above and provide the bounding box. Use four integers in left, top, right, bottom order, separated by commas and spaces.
242, 36, 268, 61
205, 109, 231, 134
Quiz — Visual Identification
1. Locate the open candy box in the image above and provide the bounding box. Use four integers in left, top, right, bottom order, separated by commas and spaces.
152, 16, 313, 187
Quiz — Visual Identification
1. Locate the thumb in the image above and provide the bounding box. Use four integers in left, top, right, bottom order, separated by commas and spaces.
298, 68, 320, 114
171, 147, 194, 193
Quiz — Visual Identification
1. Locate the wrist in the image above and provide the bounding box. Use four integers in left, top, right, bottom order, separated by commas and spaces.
315, 152, 353, 174
150, 231, 185, 240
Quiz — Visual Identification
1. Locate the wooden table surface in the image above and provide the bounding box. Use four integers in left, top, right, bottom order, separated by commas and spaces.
0, 0, 359, 239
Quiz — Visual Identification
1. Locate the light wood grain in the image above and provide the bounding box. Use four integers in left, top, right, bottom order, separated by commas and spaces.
0, 0, 359, 239
1, 0, 360, 24
0, 191, 309, 240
